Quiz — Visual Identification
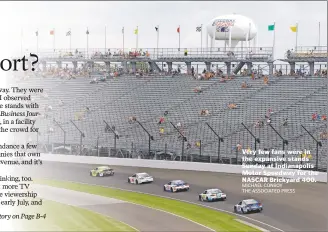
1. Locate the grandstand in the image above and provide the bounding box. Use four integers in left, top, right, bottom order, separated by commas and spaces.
13, 71, 327, 171
10, 45, 327, 172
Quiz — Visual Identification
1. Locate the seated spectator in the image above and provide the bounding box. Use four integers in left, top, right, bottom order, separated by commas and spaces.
266, 118, 272, 125
241, 82, 250, 88
90, 78, 98, 84
283, 118, 288, 126
263, 76, 269, 85
158, 117, 165, 124
200, 109, 210, 116
317, 114, 321, 120
228, 103, 237, 109
159, 127, 164, 135
194, 86, 202, 93
320, 131, 328, 140
176, 122, 181, 128
312, 113, 317, 121
195, 141, 201, 147
128, 116, 137, 123
219, 77, 226, 83
321, 115, 327, 121
164, 111, 169, 116
236, 144, 242, 151
186, 143, 192, 149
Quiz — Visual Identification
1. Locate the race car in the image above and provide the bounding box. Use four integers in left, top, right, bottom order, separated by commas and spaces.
89, 166, 114, 177
234, 199, 263, 214
128, 173, 154, 184
164, 180, 190, 192
199, 188, 227, 202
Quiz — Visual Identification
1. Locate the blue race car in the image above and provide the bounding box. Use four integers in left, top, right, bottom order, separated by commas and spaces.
163, 180, 190, 192
234, 199, 263, 214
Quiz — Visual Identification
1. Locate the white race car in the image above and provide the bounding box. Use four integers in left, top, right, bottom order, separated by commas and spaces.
128, 172, 154, 184
199, 188, 227, 202
163, 180, 190, 192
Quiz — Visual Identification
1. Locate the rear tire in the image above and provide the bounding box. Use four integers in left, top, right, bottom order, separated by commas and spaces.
90, 172, 92, 176
136, 180, 139, 185
128, 178, 130, 183
199, 196, 202, 201
241, 208, 245, 214
234, 207, 237, 213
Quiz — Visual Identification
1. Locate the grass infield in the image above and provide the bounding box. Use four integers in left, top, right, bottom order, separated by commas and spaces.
35, 179, 260, 232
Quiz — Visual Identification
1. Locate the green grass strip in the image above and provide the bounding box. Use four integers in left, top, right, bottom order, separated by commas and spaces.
13, 199, 136, 231
35, 179, 260, 232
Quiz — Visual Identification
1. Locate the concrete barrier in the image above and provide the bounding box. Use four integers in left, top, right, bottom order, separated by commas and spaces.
40, 154, 327, 183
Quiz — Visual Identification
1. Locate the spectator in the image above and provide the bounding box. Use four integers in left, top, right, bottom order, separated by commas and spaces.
176, 122, 181, 128
283, 118, 288, 126
312, 113, 317, 121
187, 143, 192, 149
200, 109, 210, 116
158, 117, 165, 124
159, 128, 164, 135
194, 86, 202, 93
320, 131, 327, 140
184, 49, 188, 56
228, 103, 237, 109
164, 111, 169, 116
236, 144, 242, 151
321, 115, 327, 121
264, 76, 269, 85
128, 116, 137, 123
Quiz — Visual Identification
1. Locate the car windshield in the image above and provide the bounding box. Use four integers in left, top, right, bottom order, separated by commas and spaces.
173, 180, 185, 185
208, 189, 222, 194
138, 173, 150, 178
245, 199, 258, 205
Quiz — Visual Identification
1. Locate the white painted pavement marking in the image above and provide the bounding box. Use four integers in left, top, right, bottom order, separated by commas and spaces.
235, 219, 270, 232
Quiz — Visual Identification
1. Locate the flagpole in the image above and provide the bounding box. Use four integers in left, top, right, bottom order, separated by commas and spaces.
122, 27, 125, 53
295, 23, 298, 52
53, 28, 55, 51
136, 26, 138, 50
318, 22, 320, 49
200, 24, 203, 54
178, 25, 180, 51
156, 25, 159, 58
69, 28, 72, 51
20, 28, 23, 56
105, 26, 107, 53
37, 29, 39, 54
273, 22, 276, 60
87, 27, 89, 59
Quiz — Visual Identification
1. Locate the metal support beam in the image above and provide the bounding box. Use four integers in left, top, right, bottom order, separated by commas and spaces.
301, 125, 322, 171
104, 120, 119, 156
70, 120, 85, 155
205, 122, 224, 163
135, 120, 154, 156
241, 122, 260, 154
170, 122, 187, 157
268, 124, 288, 162
53, 119, 66, 149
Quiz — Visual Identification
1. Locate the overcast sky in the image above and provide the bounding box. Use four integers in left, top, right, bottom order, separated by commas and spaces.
0, 1, 326, 59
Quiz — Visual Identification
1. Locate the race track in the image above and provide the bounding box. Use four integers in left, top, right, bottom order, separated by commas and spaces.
32, 184, 211, 231
22, 161, 328, 232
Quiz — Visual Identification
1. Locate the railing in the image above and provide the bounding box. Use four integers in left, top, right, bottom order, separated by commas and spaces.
286, 46, 328, 59
35, 47, 273, 60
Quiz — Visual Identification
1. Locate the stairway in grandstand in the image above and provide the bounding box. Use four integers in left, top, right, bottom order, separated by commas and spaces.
14, 75, 327, 170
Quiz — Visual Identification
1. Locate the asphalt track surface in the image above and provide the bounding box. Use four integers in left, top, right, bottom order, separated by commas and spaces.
21, 161, 328, 232
32, 184, 211, 231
